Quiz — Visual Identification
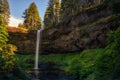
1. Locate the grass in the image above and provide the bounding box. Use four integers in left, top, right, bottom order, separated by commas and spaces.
17, 53, 79, 62
78, 49, 103, 66
16, 53, 79, 69
16, 48, 103, 73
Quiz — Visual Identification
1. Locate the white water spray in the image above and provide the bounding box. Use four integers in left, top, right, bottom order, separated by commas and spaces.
34, 28, 43, 70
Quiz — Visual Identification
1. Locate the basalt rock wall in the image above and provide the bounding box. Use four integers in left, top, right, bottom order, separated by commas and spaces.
8, 4, 120, 54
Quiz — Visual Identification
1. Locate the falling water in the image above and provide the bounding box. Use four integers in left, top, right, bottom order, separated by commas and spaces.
34, 29, 43, 70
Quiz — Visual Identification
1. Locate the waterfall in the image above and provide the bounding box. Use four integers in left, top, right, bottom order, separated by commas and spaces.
34, 29, 43, 70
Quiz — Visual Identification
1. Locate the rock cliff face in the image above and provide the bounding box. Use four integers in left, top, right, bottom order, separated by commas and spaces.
8, 4, 120, 54
8, 31, 37, 54
41, 4, 120, 54
80, 0, 103, 8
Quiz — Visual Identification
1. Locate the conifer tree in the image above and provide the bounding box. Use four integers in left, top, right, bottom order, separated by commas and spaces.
60, 0, 81, 22
0, 0, 10, 25
3, 0, 10, 25
44, 0, 54, 29
44, 0, 60, 29
23, 2, 41, 30
54, 0, 61, 23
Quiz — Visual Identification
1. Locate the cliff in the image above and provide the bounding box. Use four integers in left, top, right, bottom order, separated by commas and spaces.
8, 4, 120, 54
41, 4, 120, 54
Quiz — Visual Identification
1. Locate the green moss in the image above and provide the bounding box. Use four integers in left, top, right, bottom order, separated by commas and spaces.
82, 37, 91, 43
82, 4, 105, 13
79, 14, 120, 33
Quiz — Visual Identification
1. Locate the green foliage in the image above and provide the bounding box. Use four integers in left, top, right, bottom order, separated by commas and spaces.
44, 0, 60, 29
95, 27, 120, 80
0, 15, 8, 45
0, 15, 28, 80
60, 0, 82, 22
0, 0, 10, 25
66, 49, 103, 80
17, 30, 120, 80
17, 54, 34, 69
0, 15, 21, 79
17, 49, 102, 80
65, 57, 82, 79
17, 53, 79, 67
68, 27, 120, 80
0, 44, 17, 71
11, 59, 30, 80
0, 0, 3, 13
23, 2, 41, 30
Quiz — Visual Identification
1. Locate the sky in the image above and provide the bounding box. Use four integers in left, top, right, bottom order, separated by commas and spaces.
8, 0, 49, 27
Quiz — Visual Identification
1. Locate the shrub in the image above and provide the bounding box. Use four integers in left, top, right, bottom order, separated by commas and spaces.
95, 27, 120, 80
0, 44, 17, 71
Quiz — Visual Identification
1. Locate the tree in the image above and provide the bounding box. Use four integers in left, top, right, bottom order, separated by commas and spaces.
0, 0, 10, 25
18, 23, 23, 28
44, 0, 55, 29
0, 0, 3, 13
0, 15, 16, 72
0, 15, 28, 80
0, 7, 26, 80
44, 0, 60, 29
54, 0, 61, 23
60, 0, 81, 22
23, 2, 41, 30
3, 0, 10, 25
